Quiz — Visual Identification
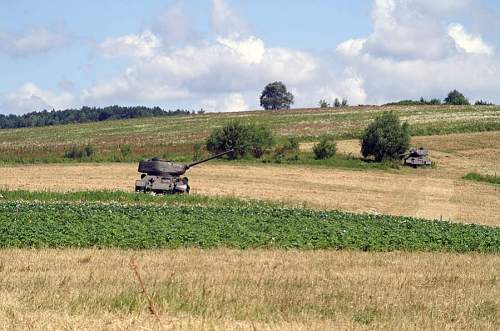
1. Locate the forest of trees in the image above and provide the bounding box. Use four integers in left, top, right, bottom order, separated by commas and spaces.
0, 106, 196, 129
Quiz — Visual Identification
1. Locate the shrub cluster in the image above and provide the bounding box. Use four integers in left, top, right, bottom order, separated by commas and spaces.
313, 137, 337, 160
206, 121, 274, 159
273, 137, 300, 162
64, 145, 96, 160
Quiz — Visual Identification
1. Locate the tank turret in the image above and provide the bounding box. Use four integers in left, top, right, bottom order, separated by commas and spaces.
403, 147, 432, 167
135, 150, 233, 194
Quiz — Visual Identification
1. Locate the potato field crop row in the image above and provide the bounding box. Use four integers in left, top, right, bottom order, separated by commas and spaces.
1, 198, 498, 252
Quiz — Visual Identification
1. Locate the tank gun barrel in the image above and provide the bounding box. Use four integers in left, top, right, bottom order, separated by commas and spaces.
187, 149, 234, 168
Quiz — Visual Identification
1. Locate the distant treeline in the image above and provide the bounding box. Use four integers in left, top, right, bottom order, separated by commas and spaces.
0, 106, 201, 129
384, 98, 443, 106
384, 90, 496, 107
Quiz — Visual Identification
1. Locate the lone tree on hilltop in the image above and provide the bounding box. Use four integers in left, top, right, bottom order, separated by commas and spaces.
444, 90, 470, 105
361, 112, 410, 162
260, 81, 294, 110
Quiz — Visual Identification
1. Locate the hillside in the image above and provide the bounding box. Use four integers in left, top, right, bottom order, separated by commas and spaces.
0, 105, 498, 163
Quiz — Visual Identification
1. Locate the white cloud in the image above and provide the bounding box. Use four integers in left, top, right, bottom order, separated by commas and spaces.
97, 30, 161, 59
362, 0, 456, 60
201, 93, 250, 112
0, 83, 75, 114
216, 36, 265, 64
0, 26, 68, 57
335, 0, 500, 104
85, 33, 330, 107
211, 0, 247, 36
336, 38, 367, 57
448, 23, 493, 55
152, 0, 201, 45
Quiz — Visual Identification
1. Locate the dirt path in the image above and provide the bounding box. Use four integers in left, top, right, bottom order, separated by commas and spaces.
0, 162, 498, 226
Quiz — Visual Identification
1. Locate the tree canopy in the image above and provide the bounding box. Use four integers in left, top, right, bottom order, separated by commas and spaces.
260, 81, 294, 110
444, 90, 470, 105
361, 112, 411, 162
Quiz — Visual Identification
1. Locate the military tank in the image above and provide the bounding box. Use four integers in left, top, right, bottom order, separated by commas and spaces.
403, 147, 432, 167
135, 150, 233, 194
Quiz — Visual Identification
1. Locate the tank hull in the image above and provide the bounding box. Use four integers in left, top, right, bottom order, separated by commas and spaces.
403, 148, 432, 167
135, 175, 190, 194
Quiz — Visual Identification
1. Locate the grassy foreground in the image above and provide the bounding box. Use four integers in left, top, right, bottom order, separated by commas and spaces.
0, 191, 498, 252
0, 249, 498, 330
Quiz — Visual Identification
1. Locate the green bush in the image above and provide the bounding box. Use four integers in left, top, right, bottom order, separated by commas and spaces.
119, 145, 131, 157
361, 112, 410, 162
273, 137, 300, 162
463, 172, 500, 185
313, 137, 337, 160
192, 142, 203, 161
206, 121, 274, 159
64, 145, 96, 160
250, 125, 275, 158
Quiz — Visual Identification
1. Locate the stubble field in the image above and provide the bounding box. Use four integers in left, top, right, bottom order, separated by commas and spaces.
0, 249, 498, 330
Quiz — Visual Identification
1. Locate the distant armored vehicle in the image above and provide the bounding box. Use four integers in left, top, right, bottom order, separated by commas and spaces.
135, 150, 233, 194
403, 148, 432, 167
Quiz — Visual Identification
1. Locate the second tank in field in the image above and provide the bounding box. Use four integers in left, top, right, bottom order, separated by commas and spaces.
135, 150, 233, 194
403, 148, 432, 167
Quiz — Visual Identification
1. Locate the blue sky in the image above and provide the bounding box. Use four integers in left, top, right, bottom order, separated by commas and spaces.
1, 0, 500, 114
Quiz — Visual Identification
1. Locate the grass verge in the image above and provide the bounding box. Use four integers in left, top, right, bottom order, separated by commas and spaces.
463, 172, 500, 185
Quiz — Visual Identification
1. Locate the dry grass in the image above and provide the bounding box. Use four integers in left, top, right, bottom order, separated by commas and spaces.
0, 249, 498, 330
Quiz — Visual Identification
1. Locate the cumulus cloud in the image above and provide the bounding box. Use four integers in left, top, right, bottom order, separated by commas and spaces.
97, 30, 161, 59
0, 26, 69, 57
0, 83, 75, 114
362, 0, 456, 60
82, 0, 367, 109
336, 38, 367, 57
201, 93, 250, 112
335, 0, 500, 104
84, 32, 332, 107
152, 0, 201, 45
448, 23, 493, 55
211, 0, 247, 36
8, 0, 498, 115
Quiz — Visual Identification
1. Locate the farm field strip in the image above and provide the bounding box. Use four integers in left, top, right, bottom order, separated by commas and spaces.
0, 161, 498, 226
0, 192, 498, 251
0, 249, 498, 330
0, 105, 498, 162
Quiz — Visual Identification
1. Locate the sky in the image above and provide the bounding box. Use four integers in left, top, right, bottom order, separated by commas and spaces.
1, 0, 500, 114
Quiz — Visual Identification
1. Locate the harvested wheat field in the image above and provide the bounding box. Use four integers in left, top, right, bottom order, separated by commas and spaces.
1, 160, 498, 226
0, 249, 498, 331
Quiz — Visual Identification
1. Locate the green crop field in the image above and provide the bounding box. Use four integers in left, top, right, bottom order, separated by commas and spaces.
0, 105, 499, 163
1, 191, 498, 252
